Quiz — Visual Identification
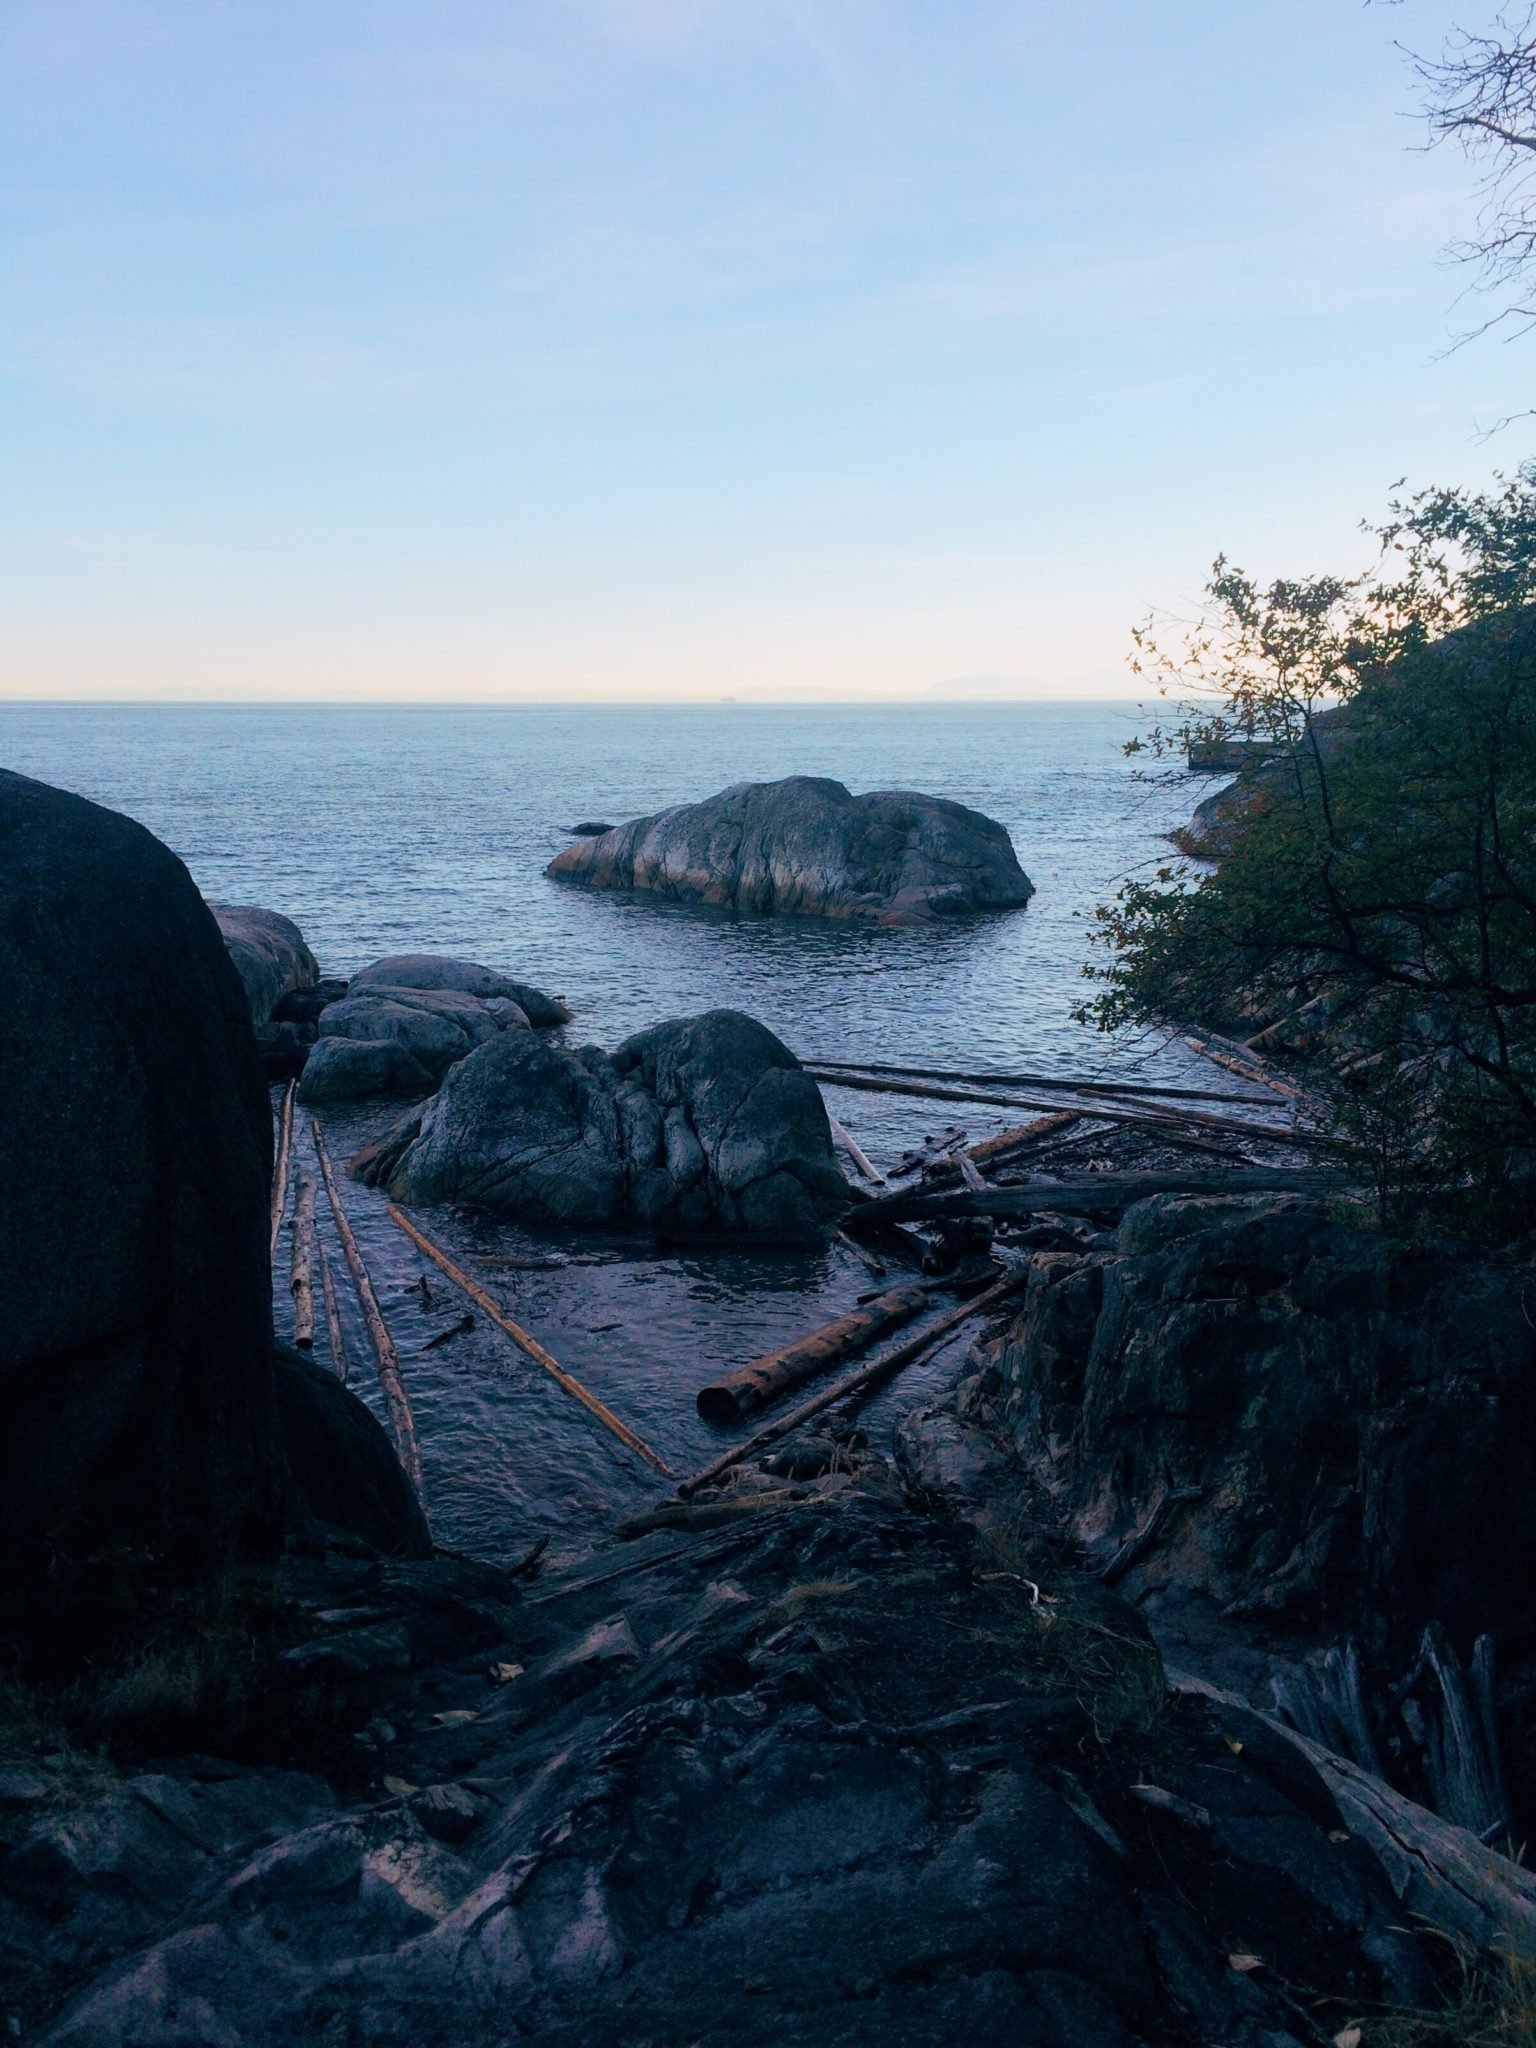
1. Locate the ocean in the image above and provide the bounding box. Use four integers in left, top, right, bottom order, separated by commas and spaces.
1, 699, 1222, 1560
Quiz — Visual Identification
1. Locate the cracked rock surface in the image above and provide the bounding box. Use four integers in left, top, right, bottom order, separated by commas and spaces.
357, 1008, 851, 1240
546, 776, 1034, 924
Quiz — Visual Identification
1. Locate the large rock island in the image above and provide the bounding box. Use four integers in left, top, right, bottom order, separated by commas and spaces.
546, 775, 1034, 924
356, 1008, 850, 1239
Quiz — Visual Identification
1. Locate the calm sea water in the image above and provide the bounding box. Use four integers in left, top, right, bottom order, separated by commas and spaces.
1, 701, 1218, 1561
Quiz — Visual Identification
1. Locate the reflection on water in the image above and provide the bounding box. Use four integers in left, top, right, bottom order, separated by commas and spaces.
3, 701, 1226, 1560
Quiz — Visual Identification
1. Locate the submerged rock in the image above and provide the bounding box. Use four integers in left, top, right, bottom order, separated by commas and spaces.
211, 903, 320, 1025
299, 956, 571, 1107
358, 1008, 849, 1240
0, 772, 284, 1584
546, 775, 1034, 924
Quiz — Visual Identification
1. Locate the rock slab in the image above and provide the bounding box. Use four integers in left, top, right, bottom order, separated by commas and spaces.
546, 775, 1034, 923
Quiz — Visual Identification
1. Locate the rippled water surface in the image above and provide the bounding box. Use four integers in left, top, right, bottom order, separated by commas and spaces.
2, 701, 1222, 1560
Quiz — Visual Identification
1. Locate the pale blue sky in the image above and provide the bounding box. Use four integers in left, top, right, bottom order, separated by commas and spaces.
2, 0, 1531, 700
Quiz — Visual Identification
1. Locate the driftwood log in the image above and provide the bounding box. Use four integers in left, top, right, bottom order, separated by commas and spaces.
312, 1118, 425, 1500
288, 1169, 316, 1349
387, 1203, 671, 1476
318, 1242, 347, 1384
810, 1066, 1308, 1150
676, 1266, 1032, 1499
269, 1078, 296, 1258
808, 1055, 1278, 1108
842, 1167, 1340, 1234
696, 1282, 930, 1422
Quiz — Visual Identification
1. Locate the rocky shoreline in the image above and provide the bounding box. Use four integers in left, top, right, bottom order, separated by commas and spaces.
5, 762, 1536, 2045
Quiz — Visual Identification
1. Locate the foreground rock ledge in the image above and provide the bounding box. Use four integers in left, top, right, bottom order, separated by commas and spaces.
546, 775, 1035, 924
0, 1487, 1458, 2047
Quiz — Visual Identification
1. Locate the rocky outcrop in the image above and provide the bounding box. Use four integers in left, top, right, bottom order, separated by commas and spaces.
211, 904, 319, 1025
989, 1193, 1536, 1648
2, 1488, 1452, 2047
298, 957, 571, 1107
358, 1009, 849, 1240
0, 773, 283, 1584
1175, 706, 1357, 858
546, 776, 1034, 924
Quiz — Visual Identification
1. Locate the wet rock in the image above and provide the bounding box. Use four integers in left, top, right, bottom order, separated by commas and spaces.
366, 1008, 850, 1240
298, 958, 571, 1105
0, 772, 282, 1587
210, 904, 319, 1026
546, 775, 1034, 924
992, 1193, 1536, 1648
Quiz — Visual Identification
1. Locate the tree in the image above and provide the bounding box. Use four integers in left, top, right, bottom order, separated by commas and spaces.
1082, 468, 1536, 1228
1407, 5, 1536, 342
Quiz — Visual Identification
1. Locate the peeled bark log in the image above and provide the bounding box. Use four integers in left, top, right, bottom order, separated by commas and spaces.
387, 1203, 670, 1476
696, 1283, 930, 1422
827, 1112, 886, 1186
311, 1118, 425, 1501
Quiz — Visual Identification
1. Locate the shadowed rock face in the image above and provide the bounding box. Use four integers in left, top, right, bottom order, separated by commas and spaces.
0, 772, 283, 1580
211, 904, 319, 1025
360, 1009, 849, 1240
347, 956, 573, 1030
546, 775, 1034, 924
992, 1194, 1536, 1648
4, 1491, 1440, 2047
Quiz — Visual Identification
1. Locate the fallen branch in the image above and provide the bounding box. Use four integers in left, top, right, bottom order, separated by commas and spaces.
842, 1167, 1341, 1233
676, 1267, 1031, 1499
696, 1282, 930, 1422
288, 1169, 316, 1349
387, 1203, 671, 1477
269, 1079, 296, 1258
311, 1118, 424, 1499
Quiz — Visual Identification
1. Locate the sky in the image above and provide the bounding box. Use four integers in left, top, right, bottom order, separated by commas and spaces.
2, 0, 1533, 703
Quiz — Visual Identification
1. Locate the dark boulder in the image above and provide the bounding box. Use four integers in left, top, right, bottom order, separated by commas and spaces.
298, 958, 572, 1107
360, 1009, 849, 1240
0, 772, 282, 1582
546, 775, 1034, 923
347, 955, 573, 1030
272, 1346, 431, 1560
210, 904, 319, 1025
991, 1193, 1536, 1648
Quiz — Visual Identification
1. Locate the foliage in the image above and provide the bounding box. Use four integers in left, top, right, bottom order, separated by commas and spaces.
1082, 469, 1536, 1228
